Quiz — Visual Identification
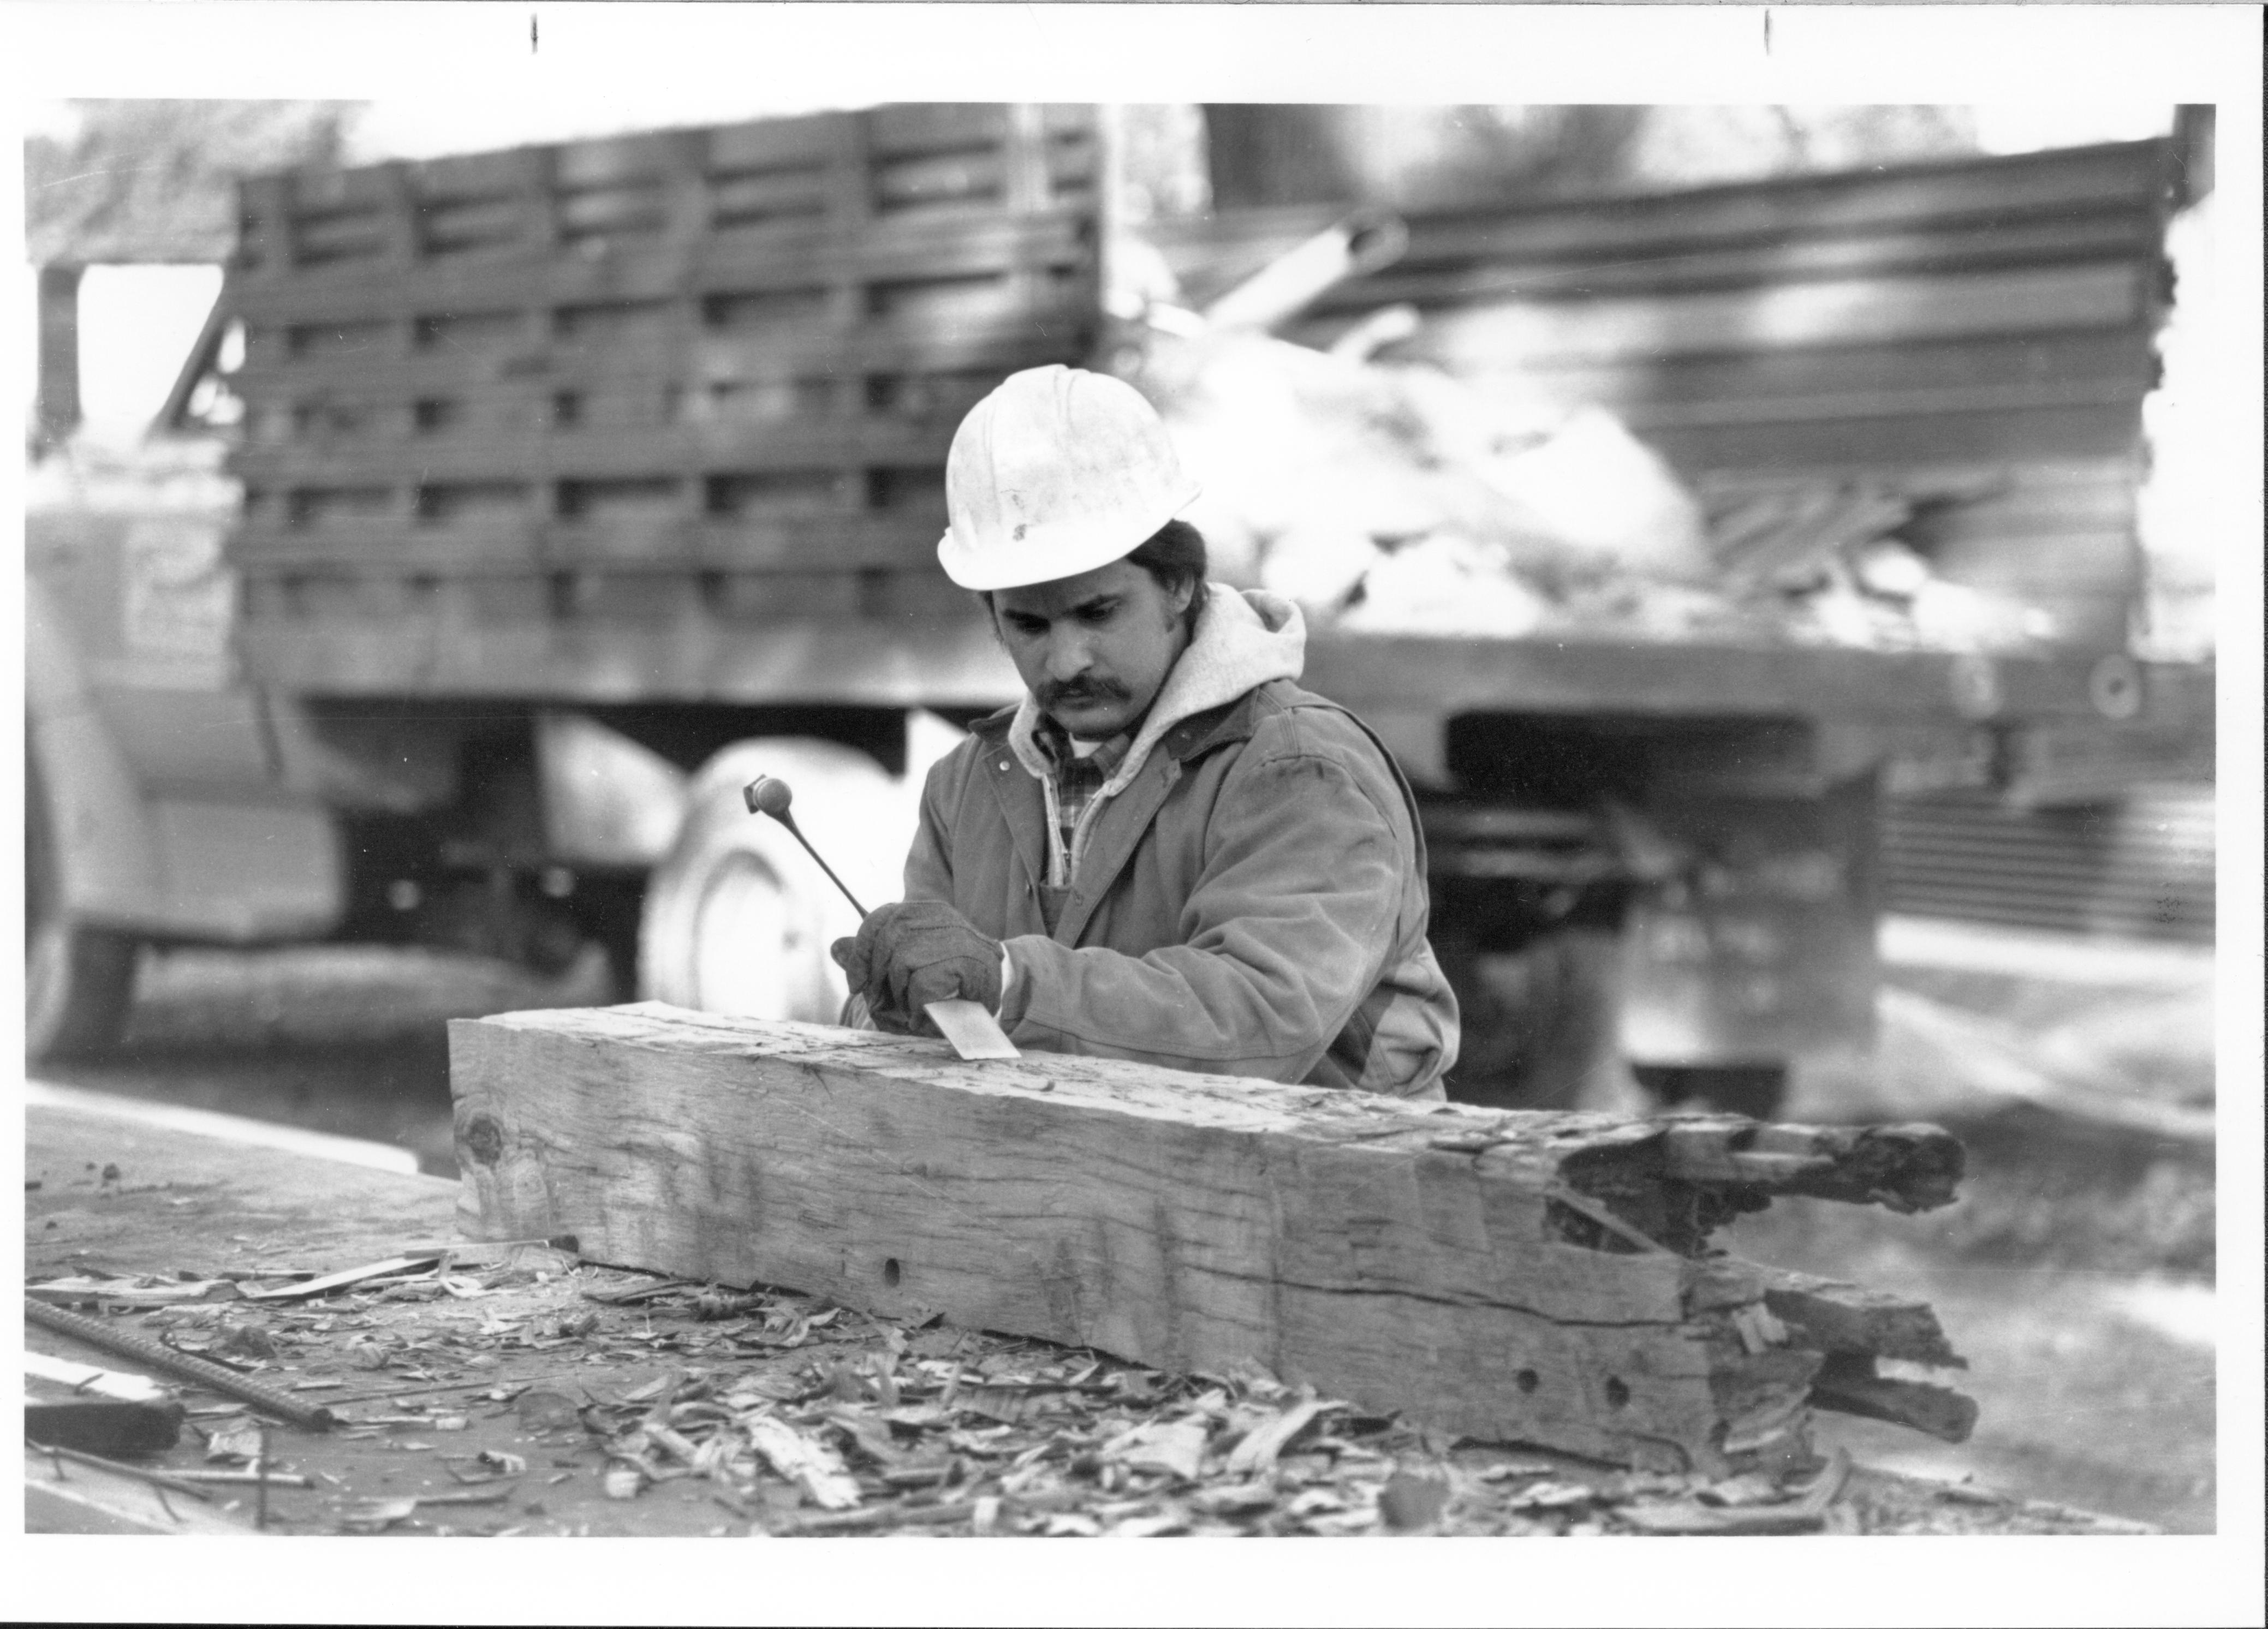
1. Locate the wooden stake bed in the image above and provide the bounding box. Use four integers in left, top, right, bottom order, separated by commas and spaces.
451, 1004, 1973, 1475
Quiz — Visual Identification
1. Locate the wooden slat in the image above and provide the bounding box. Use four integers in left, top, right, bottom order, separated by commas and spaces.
228, 513, 946, 574
235, 604, 1022, 707
230, 522, 544, 572
1621, 375, 2144, 435
868, 103, 1014, 154
413, 145, 535, 199
450, 1004, 1968, 1470
554, 128, 683, 189
1151, 140, 2172, 296
709, 168, 831, 230
1640, 401, 2145, 475
1438, 330, 2159, 423
230, 294, 1086, 401
1404, 265, 2153, 370
227, 208, 1091, 324
1328, 213, 2160, 311
706, 111, 841, 174
1694, 455, 2144, 505
1303, 634, 2128, 725
290, 209, 387, 268
236, 377, 805, 440
230, 417, 956, 488
872, 149, 1008, 212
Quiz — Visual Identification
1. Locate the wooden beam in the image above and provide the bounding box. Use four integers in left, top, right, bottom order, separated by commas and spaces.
451, 1004, 1971, 1475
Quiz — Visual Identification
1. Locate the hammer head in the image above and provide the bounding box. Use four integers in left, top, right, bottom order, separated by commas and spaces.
743, 775, 794, 819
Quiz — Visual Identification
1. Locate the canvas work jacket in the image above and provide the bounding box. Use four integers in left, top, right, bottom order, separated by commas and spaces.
902, 584, 1460, 1098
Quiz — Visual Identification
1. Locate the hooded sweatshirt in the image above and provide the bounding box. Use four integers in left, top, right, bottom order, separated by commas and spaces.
902, 583, 1460, 1097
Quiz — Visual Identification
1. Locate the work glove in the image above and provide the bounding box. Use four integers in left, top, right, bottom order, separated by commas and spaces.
831, 900, 1003, 1036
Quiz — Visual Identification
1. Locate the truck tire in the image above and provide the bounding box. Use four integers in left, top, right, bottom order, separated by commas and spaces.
25, 744, 138, 1060
638, 740, 903, 1024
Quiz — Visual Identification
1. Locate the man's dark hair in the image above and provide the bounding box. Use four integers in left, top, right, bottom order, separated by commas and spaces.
1126, 519, 1209, 640
979, 519, 1210, 640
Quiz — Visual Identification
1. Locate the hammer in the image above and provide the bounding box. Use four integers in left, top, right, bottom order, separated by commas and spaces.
742, 774, 1016, 1060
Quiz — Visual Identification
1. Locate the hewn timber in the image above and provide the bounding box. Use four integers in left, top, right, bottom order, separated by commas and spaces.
450, 1004, 1971, 1475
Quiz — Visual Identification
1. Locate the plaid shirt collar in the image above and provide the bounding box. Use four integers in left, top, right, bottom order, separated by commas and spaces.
1034, 715, 1133, 879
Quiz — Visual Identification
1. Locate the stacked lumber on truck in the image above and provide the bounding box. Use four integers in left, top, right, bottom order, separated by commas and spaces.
1138, 138, 2175, 648
451, 1004, 1977, 1476
1123, 325, 2062, 655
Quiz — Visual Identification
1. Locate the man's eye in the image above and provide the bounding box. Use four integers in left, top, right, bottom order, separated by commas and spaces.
1079, 604, 1115, 624
1005, 617, 1046, 637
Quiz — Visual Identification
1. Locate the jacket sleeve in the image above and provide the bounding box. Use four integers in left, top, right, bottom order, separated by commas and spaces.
901, 749, 960, 907
998, 717, 1412, 1081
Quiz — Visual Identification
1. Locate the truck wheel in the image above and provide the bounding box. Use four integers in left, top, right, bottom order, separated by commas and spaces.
638, 740, 904, 1024
25, 746, 138, 1060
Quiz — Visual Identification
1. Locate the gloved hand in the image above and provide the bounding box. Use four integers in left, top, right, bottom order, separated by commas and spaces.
831, 900, 1003, 1035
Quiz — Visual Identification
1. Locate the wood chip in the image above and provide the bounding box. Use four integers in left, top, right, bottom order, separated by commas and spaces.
1191, 1481, 1278, 1517
1224, 1393, 1327, 1477
1100, 1417, 1209, 1482
1503, 1479, 1596, 1511
246, 1255, 444, 1302
203, 1419, 264, 1463
745, 1415, 861, 1510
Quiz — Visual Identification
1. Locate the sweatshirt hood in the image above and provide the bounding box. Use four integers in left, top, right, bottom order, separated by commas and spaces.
1008, 583, 1306, 795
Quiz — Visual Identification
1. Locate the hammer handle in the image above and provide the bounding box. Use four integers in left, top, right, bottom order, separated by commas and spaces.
773, 810, 870, 921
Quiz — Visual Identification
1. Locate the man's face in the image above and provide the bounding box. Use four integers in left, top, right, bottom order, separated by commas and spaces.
991, 559, 1195, 741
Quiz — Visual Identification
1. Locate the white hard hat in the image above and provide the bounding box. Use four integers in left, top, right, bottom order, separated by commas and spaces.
938, 365, 1200, 591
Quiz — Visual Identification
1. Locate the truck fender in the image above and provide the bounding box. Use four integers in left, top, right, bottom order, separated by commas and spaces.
26, 576, 167, 921
27, 575, 347, 943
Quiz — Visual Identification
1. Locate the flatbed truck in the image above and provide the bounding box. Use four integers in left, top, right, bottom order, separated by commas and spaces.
25, 105, 2212, 1112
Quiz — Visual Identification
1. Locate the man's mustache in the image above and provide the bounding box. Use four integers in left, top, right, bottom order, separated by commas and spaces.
1039, 677, 1130, 711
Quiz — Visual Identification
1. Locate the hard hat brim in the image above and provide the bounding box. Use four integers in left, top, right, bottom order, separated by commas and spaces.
937, 476, 1201, 592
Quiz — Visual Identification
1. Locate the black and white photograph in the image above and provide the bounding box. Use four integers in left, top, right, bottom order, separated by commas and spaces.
8, 5, 2260, 1624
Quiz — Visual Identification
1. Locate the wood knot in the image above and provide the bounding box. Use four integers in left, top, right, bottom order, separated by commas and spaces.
461, 1113, 505, 1167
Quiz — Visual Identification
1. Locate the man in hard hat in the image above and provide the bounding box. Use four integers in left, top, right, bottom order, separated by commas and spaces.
834, 365, 1459, 1099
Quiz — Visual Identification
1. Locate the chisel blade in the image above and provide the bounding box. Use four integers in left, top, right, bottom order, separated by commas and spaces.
924, 999, 1020, 1060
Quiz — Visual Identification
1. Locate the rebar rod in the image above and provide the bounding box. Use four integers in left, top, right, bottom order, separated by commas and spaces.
25, 1297, 338, 1431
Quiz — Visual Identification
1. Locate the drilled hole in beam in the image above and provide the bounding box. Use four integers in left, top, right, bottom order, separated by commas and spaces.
1604, 1376, 1630, 1409
882, 1258, 902, 1288
1515, 1369, 1539, 1394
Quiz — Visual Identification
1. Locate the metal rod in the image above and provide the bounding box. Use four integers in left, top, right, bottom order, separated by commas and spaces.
26, 1297, 338, 1432
771, 809, 869, 919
